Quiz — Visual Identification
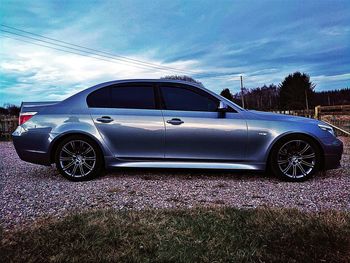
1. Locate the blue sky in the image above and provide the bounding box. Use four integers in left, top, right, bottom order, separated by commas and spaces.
1, 0, 349, 105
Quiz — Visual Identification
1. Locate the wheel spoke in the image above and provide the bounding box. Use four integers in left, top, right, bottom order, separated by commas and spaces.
70, 141, 76, 152
83, 162, 93, 170
301, 153, 315, 159
279, 148, 288, 155
82, 146, 93, 155
62, 146, 75, 156
300, 160, 314, 168
60, 156, 73, 161
292, 165, 297, 177
71, 164, 78, 176
63, 160, 75, 171
296, 163, 306, 175
84, 156, 96, 161
80, 141, 84, 152
299, 144, 310, 155
282, 162, 292, 173
79, 164, 85, 176
278, 159, 289, 165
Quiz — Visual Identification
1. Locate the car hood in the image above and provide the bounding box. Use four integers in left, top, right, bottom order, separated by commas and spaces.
247, 110, 320, 124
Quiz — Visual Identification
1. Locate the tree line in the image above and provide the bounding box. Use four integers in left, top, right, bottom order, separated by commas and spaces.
163, 73, 350, 111
1, 72, 349, 115
0, 104, 20, 116
220, 72, 350, 110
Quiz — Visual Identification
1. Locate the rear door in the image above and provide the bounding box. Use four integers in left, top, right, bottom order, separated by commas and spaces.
88, 82, 165, 159
159, 83, 247, 161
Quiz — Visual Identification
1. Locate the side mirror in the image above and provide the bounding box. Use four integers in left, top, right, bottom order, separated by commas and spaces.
218, 101, 228, 111
217, 101, 228, 118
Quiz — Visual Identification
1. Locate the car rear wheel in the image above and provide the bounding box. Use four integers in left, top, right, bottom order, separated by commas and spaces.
55, 135, 103, 181
270, 135, 321, 182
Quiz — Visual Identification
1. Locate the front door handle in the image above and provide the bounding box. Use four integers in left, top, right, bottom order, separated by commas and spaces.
166, 118, 184, 125
96, 116, 113, 123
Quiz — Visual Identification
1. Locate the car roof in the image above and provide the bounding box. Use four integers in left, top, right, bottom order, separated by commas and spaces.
74, 79, 205, 97
63, 79, 245, 112
94, 78, 204, 88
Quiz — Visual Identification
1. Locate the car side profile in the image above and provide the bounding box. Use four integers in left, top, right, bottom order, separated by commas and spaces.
12, 79, 343, 182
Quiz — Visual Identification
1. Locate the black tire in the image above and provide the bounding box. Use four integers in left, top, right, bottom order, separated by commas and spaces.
55, 135, 104, 181
269, 134, 322, 182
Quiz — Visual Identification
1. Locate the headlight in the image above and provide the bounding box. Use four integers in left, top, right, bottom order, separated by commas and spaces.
318, 123, 335, 136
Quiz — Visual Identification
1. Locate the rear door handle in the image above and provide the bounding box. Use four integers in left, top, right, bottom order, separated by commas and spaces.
166, 118, 184, 125
96, 116, 113, 123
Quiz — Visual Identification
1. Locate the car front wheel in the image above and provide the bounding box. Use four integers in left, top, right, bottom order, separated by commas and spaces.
270, 135, 321, 181
55, 135, 103, 181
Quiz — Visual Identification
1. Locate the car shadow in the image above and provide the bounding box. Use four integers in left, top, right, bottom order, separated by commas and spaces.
103, 167, 273, 181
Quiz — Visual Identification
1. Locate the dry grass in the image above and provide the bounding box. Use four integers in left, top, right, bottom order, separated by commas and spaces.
1, 208, 350, 263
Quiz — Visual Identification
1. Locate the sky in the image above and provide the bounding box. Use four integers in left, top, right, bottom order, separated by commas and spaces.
0, 0, 349, 105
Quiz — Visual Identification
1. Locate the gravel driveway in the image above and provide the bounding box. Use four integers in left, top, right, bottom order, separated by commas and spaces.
1, 137, 349, 231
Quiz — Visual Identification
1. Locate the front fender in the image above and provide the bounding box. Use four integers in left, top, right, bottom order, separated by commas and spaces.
246, 119, 328, 163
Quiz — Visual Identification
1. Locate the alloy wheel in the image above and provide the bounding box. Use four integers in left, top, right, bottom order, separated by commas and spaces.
59, 140, 96, 178
277, 140, 316, 179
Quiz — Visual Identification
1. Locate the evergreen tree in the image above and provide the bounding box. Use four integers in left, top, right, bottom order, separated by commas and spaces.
279, 72, 315, 110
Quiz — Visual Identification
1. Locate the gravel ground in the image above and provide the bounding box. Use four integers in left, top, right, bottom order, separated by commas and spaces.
1, 137, 349, 231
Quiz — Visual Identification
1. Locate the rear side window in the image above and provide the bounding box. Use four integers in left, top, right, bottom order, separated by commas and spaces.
87, 84, 156, 109
87, 87, 110, 108
111, 85, 155, 109
160, 85, 219, 112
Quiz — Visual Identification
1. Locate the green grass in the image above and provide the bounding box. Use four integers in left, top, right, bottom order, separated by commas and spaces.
1, 208, 349, 263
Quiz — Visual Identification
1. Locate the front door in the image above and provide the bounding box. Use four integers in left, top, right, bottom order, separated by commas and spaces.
159, 84, 247, 161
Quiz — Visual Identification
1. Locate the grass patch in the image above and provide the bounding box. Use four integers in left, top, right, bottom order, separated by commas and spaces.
1, 208, 349, 262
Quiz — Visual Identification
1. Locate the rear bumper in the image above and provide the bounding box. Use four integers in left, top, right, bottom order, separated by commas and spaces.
12, 127, 51, 166
322, 137, 343, 170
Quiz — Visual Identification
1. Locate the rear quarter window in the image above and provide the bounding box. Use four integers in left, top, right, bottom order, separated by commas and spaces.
87, 87, 110, 108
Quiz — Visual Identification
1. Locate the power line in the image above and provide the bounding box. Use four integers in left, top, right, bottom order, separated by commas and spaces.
0, 24, 195, 74
0, 29, 190, 74
0, 30, 176, 73
0, 24, 247, 83
1, 24, 198, 75
1, 34, 161, 71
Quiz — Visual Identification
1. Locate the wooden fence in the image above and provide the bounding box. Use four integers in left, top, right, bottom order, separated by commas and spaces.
315, 105, 350, 118
272, 105, 350, 136
272, 109, 315, 118
0, 115, 18, 140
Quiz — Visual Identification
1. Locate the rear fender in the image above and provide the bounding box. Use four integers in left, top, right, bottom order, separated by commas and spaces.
48, 116, 113, 162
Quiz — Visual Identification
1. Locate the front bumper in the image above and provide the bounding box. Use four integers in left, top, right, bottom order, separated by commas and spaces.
322, 137, 343, 170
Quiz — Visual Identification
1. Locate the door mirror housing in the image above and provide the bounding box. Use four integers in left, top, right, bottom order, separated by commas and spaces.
218, 101, 228, 111
217, 101, 228, 118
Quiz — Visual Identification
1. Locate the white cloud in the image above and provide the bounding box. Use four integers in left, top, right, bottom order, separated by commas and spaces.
0, 37, 201, 103
313, 73, 350, 82
321, 26, 350, 36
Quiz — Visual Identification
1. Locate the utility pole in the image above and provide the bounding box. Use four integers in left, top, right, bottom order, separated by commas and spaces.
240, 75, 245, 108
305, 89, 309, 111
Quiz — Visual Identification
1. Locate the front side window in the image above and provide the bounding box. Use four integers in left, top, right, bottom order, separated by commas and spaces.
160, 85, 219, 112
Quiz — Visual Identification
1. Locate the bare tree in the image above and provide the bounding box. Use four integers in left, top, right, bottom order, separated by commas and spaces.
161, 75, 204, 87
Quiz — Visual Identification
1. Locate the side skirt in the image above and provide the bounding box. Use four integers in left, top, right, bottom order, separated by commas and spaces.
106, 159, 265, 171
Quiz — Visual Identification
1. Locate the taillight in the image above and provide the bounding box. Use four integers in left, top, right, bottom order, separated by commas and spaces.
19, 112, 37, 125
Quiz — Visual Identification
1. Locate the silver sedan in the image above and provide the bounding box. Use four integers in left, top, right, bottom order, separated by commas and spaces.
12, 79, 343, 182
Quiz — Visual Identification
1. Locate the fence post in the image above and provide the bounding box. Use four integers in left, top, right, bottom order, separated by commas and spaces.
314, 105, 321, 120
